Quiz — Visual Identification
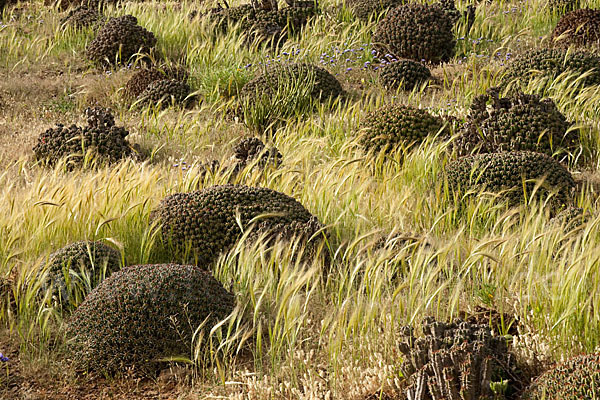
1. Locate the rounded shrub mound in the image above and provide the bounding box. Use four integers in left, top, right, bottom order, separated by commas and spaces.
207, 3, 316, 36
151, 185, 320, 264
372, 3, 455, 64
359, 104, 445, 154
446, 151, 575, 205
60, 6, 101, 29
454, 89, 577, 158
501, 47, 600, 89
547, 0, 580, 15
67, 264, 235, 373
245, 20, 286, 47
240, 62, 343, 102
42, 240, 121, 307
86, 15, 156, 67
344, 0, 404, 22
124, 66, 188, 100
136, 79, 192, 108
379, 59, 431, 90
33, 107, 133, 168
255, 4, 318, 33
522, 353, 600, 399
551, 9, 600, 48
232, 137, 282, 172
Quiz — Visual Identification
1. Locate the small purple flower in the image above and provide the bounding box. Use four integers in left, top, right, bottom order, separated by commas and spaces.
0, 353, 9, 362
346, 67, 352, 72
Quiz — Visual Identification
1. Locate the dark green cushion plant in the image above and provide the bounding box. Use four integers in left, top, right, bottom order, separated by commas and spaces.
67, 264, 235, 373
522, 353, 600, 399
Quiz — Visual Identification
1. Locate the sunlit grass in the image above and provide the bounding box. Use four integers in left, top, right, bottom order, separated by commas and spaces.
2, 0, 600, 396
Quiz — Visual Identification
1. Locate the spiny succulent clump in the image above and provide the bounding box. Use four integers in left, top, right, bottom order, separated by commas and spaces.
551, 205, 589, 228
372, 3, 455, 64
547, 0, 580, 15
359, 104, 445, 154
67, 264, 235, 373
551, 9, 600, 48
344, 0, 404, 22
60, 6, 101, 29
136, 79, 192, 108
399, 317, 518, 399
446, 151, 575, 206
33, 107, 134, 168
207, 4, 255, 29
379, 59, 431, 90
86, 15, 156, 67
207, 3, 316, 36
454, 88, 577, 158
151, 185, 320, 264
257, 4, 317, 33
232, 137, 282, 172
42, 241, 121, 307
240, 63, 343, 102
522, 353, 600, 399
124, 66, 188, 100
245, 20, 287, 47
501, 47, 600, 89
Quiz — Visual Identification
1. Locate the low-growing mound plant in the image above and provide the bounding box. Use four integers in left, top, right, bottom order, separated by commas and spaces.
522, 353, 600, 399
60, 6, 101, 29
231, 137, 282, 173
344, 0, 404, 22
445, 151, 575, 206
206, 1, 317, 37
86, 15, 156, 67
454, 88, 578, 159
372, 3, 455, 64
546, 0, 580, 15
135, 79, 192, 108
239, 62, 342, 132
501, 47, 600, 90
551, 9, 600, 48
67, 264, 235, 373
379, 59, 431, 90
42, 240, 122, 309
33, 107, 135, 169
359, 104, 445, 154
123, 65, 188, 100
151, 184, 323, 264
240, 62, 342, 102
